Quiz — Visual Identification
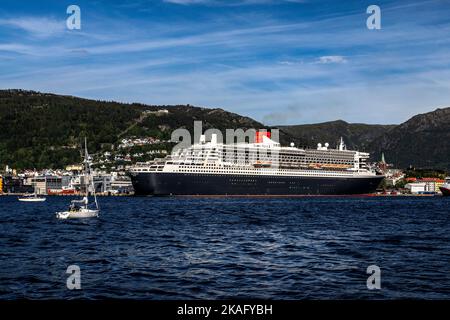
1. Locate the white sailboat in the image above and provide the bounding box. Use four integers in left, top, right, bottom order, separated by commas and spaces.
18, 193, 46, 202
18, 180, 46, 202
56, 138, 99, 219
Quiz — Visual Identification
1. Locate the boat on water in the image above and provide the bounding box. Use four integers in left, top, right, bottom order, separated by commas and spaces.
129, 131, 384, 196
440, 177, 450, 196
56, 197, 99, 219
18, 179, 46, 202
18, 193, 46, 202
47, 186, 76, 195
56, 138, 99, 219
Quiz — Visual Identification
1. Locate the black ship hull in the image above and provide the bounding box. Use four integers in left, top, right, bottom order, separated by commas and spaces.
440, 186, 450, 196
130, 172, 384, 196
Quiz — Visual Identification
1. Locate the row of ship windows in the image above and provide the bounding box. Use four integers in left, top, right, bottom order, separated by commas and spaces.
292, 158, 352, 162
183, 152, 352, 158
178, 161, 354, 167
181, 149, 355, 155
136, 167, 355, 173
215, 156, 353, 161
183, 156, 354, 163
181, 160, 355, 167
134, 168, 356, 177
175, 171, 353, 176
187, 148, 352, 154
181, 156, 354, 162
182, 150, 353, 156
176, 165, 351, 171
136, 165, 355, 172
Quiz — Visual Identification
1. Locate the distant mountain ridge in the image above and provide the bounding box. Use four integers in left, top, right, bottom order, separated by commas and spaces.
278, 120, 396, 152
0, 89, 449, 170
368, 107, 450, 170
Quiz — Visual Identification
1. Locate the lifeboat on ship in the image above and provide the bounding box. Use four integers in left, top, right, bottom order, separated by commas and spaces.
253, 161, 272, 168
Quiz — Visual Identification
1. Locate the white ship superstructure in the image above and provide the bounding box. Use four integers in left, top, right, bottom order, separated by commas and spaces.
131, 134, 375, 178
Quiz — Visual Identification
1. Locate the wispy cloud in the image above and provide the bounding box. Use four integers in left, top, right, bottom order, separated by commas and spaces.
316, 56, 347, 64
0, 17, 65, 38
163, 0, 306, 5
164, 0, 210, 4
0, 0, 449, 125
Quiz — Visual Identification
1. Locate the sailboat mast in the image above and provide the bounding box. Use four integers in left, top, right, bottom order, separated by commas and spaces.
92, 174, 99, 210
85, 137, 99, 210
90, 158, 99, 210
85, 137, 89, 206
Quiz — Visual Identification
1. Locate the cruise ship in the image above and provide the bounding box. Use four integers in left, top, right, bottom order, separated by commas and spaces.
129, 131, 384, 196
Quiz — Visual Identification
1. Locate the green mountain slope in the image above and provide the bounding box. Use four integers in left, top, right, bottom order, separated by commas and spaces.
0, 90, 264, 169
368, 107, 450, 169
278, 120, 395, 151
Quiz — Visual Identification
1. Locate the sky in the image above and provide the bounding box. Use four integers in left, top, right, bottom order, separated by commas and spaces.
0, 0, 449, 125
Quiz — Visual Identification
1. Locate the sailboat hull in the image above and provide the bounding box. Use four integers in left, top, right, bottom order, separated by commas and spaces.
18, 197, 46, 202
56, 209, 99, 219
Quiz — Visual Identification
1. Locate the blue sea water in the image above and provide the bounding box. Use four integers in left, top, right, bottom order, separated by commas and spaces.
0, 195, 449, 299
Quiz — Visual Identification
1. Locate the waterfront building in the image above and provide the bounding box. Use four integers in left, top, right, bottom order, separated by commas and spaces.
405, 178, 446, 194
92, 174, 112, 193
1, 175, 33, 194
405, 182, 427, 194
31, 175, 71, 195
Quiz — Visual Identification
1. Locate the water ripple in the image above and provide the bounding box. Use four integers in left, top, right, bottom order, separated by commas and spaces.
0, 195, 450, 299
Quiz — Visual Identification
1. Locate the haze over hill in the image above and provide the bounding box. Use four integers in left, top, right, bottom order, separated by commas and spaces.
0, 90, 449, 170
368, 107, 450, 170
278, 121, 396, 152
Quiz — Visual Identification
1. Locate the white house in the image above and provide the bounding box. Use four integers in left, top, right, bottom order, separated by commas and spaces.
405, 182, 428, 194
